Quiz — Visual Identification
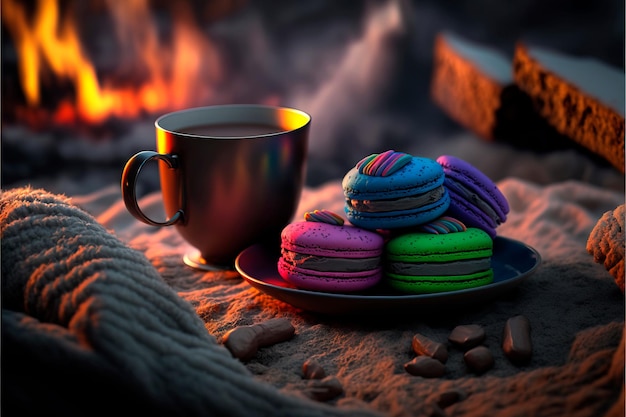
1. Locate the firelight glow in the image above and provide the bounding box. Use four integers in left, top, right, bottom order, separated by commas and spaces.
276, 108, 311, 132
1, 0, 223, 125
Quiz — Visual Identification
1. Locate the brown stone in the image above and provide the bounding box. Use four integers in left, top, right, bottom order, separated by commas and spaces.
302, 358, 326, 380
587, 204, 625, 293
464, 346, 494, 374
222, 318, 295, 361
448, 324, 486, 350
404, 356, 446, 378
412, 333, 448, 363
502, 315, 532, 364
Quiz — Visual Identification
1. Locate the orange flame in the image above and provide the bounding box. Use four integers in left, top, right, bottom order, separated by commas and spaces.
2, 0, 224, 125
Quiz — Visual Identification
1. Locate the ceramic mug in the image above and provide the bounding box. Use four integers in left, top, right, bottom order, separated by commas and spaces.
121, 104, 310, 270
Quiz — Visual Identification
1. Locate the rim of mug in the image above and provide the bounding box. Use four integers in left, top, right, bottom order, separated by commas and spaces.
154, 104, 311, 139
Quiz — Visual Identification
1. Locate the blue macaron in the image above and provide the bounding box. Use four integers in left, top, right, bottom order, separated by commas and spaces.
342, 150, 450, 230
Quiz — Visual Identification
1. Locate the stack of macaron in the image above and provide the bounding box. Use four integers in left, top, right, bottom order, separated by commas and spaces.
341, 150, 507, 294
277, 150, 509, 295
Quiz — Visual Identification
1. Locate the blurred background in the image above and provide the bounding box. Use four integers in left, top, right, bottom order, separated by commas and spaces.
2, 0, 624, 196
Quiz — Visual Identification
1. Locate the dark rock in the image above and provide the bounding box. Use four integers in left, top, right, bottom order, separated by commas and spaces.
412, 333, 448, 363
448, 324, 486, 350
404, 356, 446, 378
464, 346, 494, 374
502, 315, 532, 364
302, 358, 327, 380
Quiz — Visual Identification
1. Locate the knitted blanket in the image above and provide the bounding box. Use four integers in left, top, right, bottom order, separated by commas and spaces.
1, 187, 377, 417
2, 181, 624, 417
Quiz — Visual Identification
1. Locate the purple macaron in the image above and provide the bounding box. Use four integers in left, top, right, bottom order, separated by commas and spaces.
278, 210, 385, 293
436, 155, 509, 238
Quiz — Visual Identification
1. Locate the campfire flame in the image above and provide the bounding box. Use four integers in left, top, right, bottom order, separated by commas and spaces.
2, 0, 224, 125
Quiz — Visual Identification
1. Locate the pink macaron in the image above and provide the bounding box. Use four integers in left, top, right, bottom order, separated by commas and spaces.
278, 210, 385, 293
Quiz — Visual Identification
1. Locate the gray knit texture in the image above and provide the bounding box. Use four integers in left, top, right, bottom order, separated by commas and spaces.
0, 187, 379, 417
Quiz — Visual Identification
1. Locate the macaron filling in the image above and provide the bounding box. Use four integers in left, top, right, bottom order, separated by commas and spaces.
386, 258, 492, 275
346, 186, 446, 213
281, 250, 381, 272
445, 179, 502, 224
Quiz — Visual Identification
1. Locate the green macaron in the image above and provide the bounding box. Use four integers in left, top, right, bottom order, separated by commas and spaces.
384, 227, 494, 294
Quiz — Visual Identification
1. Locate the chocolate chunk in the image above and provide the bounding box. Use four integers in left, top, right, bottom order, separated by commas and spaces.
463, 346, 494, 374
305, 376, 344, 401
448, 324, 486, 350
404, 356, 446, 378
302, 358, 326, 380
502, 315, 532, 364
412, 333, 448, 363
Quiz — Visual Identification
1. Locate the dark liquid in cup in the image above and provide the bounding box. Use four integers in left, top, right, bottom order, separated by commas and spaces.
178, 123, 283, 137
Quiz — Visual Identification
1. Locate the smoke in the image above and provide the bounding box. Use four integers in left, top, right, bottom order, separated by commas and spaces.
287, 0, 420, 184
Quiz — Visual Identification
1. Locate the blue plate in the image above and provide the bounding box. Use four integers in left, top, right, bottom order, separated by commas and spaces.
235, 237, 541, 314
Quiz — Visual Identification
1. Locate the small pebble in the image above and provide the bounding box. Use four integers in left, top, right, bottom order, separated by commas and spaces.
448, 324, 486, 350
412, 333, 448, 363
305, 376, 344, 401
404, 356, 446, 378
503, 315, 532, 364
463, 346, 494, 374
302, 358, 326, 380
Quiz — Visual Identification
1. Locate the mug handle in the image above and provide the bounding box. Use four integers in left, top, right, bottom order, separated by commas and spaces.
121, 151, 184, 226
